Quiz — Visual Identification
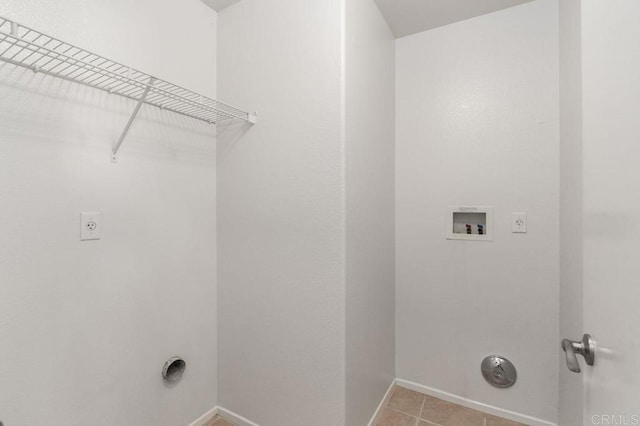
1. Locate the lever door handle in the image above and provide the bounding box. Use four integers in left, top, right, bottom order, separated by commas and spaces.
562, 334, 595, 373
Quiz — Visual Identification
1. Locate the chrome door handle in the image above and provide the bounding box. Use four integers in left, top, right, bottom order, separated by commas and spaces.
561, 334, 595, 373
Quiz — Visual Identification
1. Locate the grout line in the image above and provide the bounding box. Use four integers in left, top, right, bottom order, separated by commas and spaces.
415, 396, 427, 426
388, 407, 419, 419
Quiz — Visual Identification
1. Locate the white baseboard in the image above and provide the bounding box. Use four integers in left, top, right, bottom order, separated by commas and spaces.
367, 380, 396, 426
216, 406, 260, 426
368, 380, 396, 426
394, 379, 557, 426
189, 407, 218, 426
189, 406, 260, 426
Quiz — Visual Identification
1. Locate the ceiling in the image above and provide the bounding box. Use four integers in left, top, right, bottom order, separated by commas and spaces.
200, 0, 241, 12
374, 0, 535, 38
201, 0, 535, 37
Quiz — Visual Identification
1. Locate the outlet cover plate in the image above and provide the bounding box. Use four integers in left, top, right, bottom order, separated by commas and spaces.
81, 212, 101, 241
512, 212, 527, 233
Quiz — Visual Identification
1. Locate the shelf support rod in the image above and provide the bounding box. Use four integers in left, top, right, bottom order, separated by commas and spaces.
111, 77, 156, 162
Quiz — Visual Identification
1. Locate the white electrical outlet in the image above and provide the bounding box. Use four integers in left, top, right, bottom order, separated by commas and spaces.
512, 212, 527, 233
81, 212, 101, 241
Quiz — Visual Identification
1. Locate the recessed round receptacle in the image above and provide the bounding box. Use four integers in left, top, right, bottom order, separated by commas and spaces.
162, 356, 186, 382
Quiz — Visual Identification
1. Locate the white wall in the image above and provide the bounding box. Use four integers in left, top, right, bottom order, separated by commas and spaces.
0, 1, 219, 425
558, 0, 583, 424
345, 0, 396, 425
216, 1, 346, 425
395, 0, 559, 422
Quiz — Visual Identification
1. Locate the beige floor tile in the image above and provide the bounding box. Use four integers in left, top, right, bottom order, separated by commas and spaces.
377, 385, 525, 426
486, 414, 527, 426
387, 386, 426, 417
212, 419, 236, 426
377, 408, 418, 426
443, 406, 485, 426
205, 414, 237, 426
420, 396, 485, 426
420, 395, 458, 424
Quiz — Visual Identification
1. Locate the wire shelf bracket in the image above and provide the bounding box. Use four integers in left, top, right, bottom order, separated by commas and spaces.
111, 76, 155, 163
0, 16, 257, 162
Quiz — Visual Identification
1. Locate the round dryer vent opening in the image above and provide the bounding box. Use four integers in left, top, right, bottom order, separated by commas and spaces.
162, 356, 186, 382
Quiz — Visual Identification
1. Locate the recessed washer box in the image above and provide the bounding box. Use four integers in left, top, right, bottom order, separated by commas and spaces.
446, 206, 494, 241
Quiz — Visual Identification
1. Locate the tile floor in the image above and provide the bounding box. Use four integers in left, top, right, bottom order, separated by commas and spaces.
204, 414, 237, 426
376, 386, 526, 426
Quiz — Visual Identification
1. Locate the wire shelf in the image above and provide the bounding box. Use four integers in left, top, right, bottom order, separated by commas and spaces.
0, 16, 256, 159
